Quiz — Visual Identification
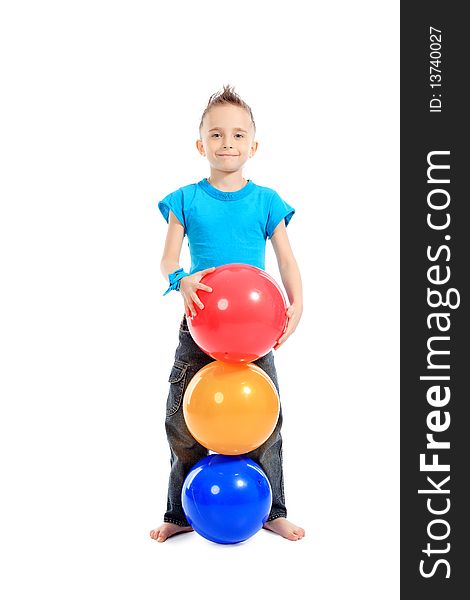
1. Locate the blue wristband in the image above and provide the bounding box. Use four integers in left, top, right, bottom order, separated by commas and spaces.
163, 268, 189, 296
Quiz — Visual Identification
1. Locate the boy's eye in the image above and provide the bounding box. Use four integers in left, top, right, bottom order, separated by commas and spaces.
211, 133, 220, 138
235, 133, 244, 138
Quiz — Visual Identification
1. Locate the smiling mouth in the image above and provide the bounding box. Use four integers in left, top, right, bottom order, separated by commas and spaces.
217, 154, 237, 157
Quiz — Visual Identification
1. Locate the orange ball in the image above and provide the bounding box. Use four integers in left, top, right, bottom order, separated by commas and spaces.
183, 361, 280, 455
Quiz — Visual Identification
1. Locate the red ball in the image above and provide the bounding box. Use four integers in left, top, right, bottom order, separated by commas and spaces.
188, 263, 288, 363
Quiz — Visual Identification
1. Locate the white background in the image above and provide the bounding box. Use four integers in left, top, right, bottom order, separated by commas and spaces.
0, 1, 399, 598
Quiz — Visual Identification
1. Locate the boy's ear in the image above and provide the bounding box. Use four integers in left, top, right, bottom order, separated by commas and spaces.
249, 141, 259, 157
196, 139, 205, 156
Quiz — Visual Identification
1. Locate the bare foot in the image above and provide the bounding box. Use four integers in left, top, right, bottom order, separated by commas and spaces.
263, 517, 305, 541
149, 522, 193, 543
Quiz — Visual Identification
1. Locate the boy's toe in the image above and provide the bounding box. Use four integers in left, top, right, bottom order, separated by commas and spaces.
291, 527, 305, 540
150, 528, 165, 541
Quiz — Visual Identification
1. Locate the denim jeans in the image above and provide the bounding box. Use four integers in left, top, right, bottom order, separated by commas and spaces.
163, 315, 287, 526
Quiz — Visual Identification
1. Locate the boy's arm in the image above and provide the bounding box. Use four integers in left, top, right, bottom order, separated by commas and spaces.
160, 210, 185, 277
160, 210, 215, 316
270, 220, 303, 349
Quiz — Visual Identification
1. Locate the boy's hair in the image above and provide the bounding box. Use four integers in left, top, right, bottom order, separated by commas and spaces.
199, 84, 256, 136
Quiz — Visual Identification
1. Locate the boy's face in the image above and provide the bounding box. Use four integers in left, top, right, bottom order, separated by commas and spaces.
196, 104, 258, 174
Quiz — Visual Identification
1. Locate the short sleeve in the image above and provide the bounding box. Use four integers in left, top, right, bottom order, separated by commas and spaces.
158, 189, 186, 234
266, 191, 295, 239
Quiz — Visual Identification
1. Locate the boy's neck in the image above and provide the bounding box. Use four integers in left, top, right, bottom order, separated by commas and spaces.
207, 171, 248, 192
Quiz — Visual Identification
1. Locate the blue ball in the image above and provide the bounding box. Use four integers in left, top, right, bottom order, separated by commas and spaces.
181, 454, 272, 544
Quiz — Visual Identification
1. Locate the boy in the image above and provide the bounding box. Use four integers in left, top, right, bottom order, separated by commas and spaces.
150, 85, 304, 542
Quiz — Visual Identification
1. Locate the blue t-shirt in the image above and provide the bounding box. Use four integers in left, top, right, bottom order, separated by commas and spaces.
158, 178, 295, 275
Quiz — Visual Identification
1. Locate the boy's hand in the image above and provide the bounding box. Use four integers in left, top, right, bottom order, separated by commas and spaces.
274, 304, 302, 350
180, 267, 215, 317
